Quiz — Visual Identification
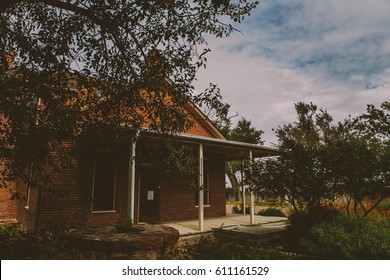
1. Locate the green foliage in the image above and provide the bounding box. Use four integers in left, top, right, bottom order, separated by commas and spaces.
115, 219, 143, 233
287, 206, 339, 235
0, 224, 83, 259
183, 236, 294, 260
232, 205, 240, 213
248, 101, 390, 217
231, 205, 250, 214
281, 206, 340, 254
160, 144, 198, 189
257, 207, 286, 217
227, 118, 264, 145
301, 214, 390, 259
224, 118, 264, 201
255, 201, 288, 207
195, 83, 232, 130
247, 102, 337, 213
0, 0, 259, 189
377, 200, 390, 212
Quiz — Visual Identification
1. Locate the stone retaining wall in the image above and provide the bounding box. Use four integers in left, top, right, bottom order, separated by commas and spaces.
69, 224, 180, 260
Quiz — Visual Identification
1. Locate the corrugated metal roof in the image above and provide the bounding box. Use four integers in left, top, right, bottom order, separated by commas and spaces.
140, 130, 278, 160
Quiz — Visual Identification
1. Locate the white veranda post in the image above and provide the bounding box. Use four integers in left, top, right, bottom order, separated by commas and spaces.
128, 131, 138, 223
198, 144, 204, 232
241, 160, 246, 215
249, 150, 255, 225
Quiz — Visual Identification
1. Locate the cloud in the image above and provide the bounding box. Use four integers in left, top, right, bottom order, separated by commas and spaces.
194, 0, 390, 145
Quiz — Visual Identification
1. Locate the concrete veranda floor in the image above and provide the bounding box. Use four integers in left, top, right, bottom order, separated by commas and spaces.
161, 213, 288, 237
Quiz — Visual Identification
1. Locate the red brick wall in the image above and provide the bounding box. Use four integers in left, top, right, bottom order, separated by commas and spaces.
0, 182, 17, 221
186, 114, 216, 138
15, 179, 38, 229
158, 153, 226, 222
14, 159, 88, 230
184, 108, 223, 139
14, 147, 226, 231
14, 147, 143, 231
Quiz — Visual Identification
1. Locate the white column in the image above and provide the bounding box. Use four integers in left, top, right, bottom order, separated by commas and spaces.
241, 160, 245, 215
128, 131, 138, 222
249, 150, 255, 225
198, 143, 204, 232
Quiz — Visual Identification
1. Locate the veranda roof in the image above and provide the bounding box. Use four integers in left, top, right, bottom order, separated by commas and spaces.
141, 131, 278, 160
177, 133, 278, 160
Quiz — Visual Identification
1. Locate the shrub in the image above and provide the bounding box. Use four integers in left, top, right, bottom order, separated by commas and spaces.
258, 207, 286, 217
377, 200, 390, 212
0, 224, 83, 259
232, 205, 250, 214
0, 224, 49, 259
282, 206, 340, 253
183, 236, 295, 260
255, 201, 288, 208
115, 219, 143, 233
301, 214, 390, 259
232, 205, 240, 213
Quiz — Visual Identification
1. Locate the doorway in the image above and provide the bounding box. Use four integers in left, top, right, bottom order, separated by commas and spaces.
139, 165, 160, 223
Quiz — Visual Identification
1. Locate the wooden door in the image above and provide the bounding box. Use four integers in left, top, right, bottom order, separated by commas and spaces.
139, 166, 160, 223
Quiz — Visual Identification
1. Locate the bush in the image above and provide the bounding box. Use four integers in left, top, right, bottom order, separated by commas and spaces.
0, 224, 83, 259
301, 214, 390, 259
282, 206, 340, 253
232, 205, 250, 214
257, 207, 286, 217
255, 201, 288, 208
115, 219, 143, 233
377, 200, 390, 212
183, 236, 295, 260
0, 224, 51, 259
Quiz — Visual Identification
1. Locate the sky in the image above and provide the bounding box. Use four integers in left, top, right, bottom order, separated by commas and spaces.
193, 0, 390, 146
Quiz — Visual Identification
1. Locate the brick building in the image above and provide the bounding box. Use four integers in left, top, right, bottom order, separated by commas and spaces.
1, 96, 277, 232
0, 182, 16, 221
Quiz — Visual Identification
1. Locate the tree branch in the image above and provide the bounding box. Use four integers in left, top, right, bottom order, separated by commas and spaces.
0, 0, 19, 13
38, 0, 106, 27
364, 196, 386, 217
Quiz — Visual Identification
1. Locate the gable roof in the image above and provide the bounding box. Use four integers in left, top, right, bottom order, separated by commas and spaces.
183, 101, 226, 140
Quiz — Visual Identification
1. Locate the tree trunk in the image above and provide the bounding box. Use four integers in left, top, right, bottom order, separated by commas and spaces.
353, 199, 359, 215
226, 162, 241, 201
346, 195, 352, 215
289, 197, 299, 214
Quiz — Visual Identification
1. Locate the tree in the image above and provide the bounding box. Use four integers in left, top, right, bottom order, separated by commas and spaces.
248, 101, 390, 216
225, 118, 264, 201
330, 101, 390, 216
194, 83, 233, 136
256, 102, 337, 213
0, 0, 259, 189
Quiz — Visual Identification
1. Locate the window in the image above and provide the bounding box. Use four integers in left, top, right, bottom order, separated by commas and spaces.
195, 159, 209, 206
92, 152, 116, 212
25, 163, 33, 209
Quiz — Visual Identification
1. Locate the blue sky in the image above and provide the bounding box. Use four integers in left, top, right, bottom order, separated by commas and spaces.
194, 0, 390, 145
